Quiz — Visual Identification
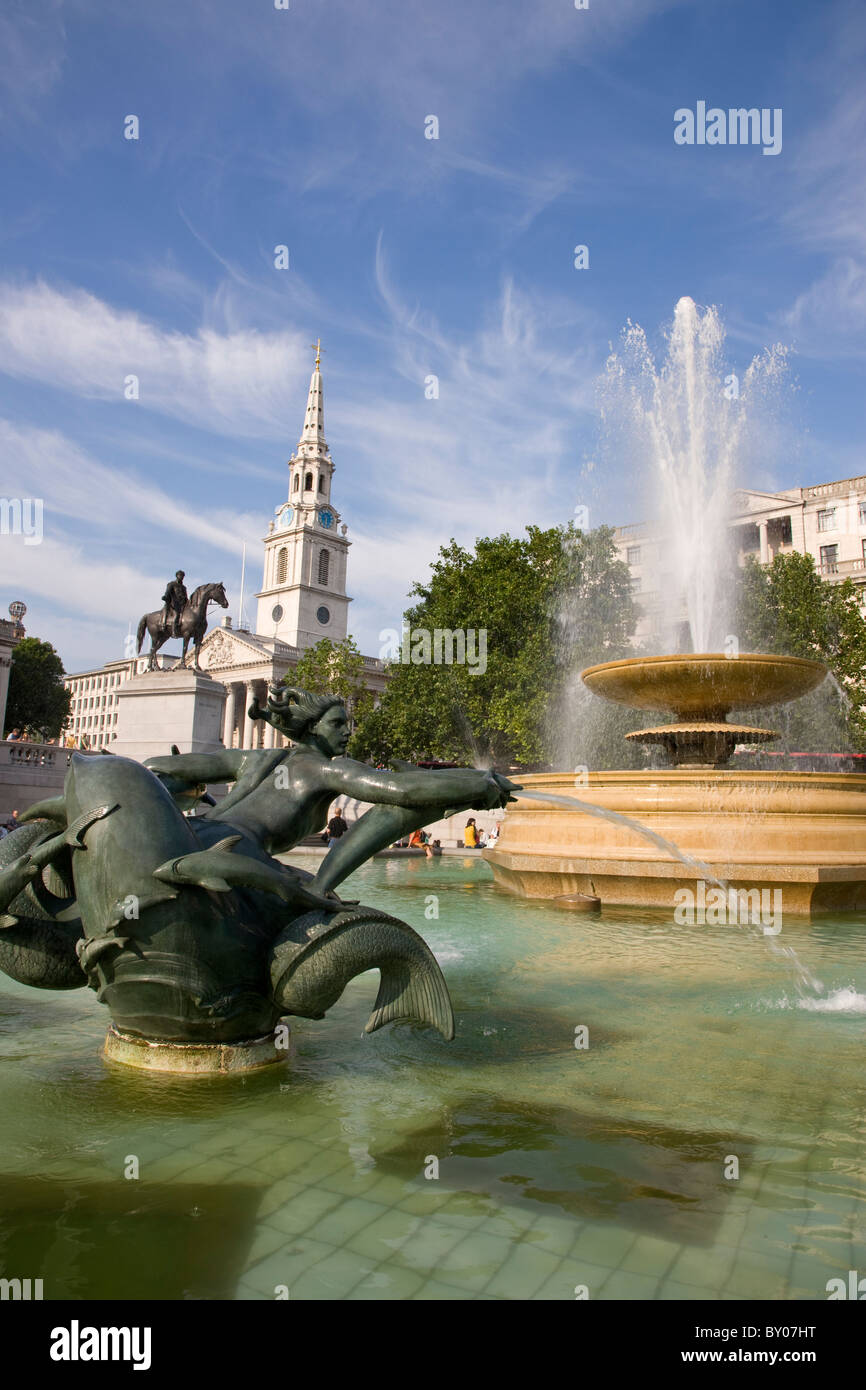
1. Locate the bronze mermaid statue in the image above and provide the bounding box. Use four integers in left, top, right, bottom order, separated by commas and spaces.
0, 686, 518, 1053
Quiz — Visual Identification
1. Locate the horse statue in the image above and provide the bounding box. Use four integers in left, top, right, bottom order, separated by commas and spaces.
136, 582, 229, 672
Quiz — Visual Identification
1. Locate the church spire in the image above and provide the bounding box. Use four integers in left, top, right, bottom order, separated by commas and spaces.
300, 339, 325, 448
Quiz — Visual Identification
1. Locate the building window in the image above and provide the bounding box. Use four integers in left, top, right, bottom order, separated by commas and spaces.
820, 544, 838, 572
630, 576, 641, 593
293, 474, 299, 493
862, 538, 866, 561
304, 472, 313, 491
318, 476, 324, 492
817, 508, 836, 532
318, 549, 330, 585
626, 545, 641, 565
276, 548, 288, 584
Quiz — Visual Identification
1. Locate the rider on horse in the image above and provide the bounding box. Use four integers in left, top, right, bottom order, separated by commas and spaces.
161, 571, 188, 638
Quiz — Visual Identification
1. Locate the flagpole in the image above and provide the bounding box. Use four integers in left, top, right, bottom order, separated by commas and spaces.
238, 543, 246, 630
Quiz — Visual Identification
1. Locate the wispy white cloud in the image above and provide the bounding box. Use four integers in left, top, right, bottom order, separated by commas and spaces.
0, 416, 264, 667
0, 418, 259, 569
0, 238, 604, 666
0, 280, 309, 439
0, 3, 66, 123
780, 257, 866, 359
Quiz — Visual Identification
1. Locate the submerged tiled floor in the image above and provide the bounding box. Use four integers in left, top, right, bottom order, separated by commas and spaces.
1, 855, 865, 1300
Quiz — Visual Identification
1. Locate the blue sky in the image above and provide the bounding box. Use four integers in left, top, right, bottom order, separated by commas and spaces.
1, 0, 865, 671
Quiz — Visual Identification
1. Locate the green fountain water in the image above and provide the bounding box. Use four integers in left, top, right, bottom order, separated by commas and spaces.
1, 853, 864, 1301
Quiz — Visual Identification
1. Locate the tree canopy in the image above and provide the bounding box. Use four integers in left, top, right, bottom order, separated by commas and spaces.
351, 524, 636, 769
735, 552, 866, 751
288, 635, 374, 748
5, 638, 72, 740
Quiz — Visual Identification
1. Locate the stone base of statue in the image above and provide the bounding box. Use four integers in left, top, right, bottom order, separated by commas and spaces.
103, 1025, 288, 1075
111, 668, 227, 762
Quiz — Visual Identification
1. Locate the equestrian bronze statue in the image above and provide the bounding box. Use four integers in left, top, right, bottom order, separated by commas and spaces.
136, 580, 229, 672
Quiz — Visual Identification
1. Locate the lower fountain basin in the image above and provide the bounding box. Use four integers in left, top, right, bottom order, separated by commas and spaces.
485, 769, 866, 915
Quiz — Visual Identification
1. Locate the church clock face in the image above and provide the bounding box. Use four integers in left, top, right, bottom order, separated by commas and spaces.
278, 505, 293, 528
317, 508, 334, 529
271, 604, 284, 623
316, 605, 330, 626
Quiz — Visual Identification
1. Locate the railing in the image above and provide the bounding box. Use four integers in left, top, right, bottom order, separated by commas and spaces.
1, 739, 72, 768
818, 557, 866, 578
805, 476, 866, 501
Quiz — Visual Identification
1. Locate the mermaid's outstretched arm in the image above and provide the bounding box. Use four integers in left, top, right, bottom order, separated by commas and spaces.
313, 767, 520, 894
145, 750, 248, 783
318, 757, 517, 810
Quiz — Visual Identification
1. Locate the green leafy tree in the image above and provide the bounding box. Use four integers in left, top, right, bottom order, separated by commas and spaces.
351, 525, 637, 769
735, 553, 866, 751
5, 638, 72, 740
288, 636, 374, 745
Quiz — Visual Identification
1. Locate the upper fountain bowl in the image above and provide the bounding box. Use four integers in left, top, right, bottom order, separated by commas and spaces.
581, 653, 827, 720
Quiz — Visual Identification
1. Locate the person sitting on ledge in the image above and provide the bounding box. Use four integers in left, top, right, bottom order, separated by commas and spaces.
463, 817, 479, 848
408, 827, 433, 859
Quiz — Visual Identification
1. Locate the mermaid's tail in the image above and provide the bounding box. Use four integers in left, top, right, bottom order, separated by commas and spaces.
268, 905, 454, 1039
0, 823, 84, 989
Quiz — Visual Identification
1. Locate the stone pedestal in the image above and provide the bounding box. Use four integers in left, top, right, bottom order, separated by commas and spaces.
112, 668, 227, 762
103, 1025, 287, 1075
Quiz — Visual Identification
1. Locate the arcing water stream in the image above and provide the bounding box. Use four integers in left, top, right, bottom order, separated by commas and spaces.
516, 788, 726, 889
516, 787, 832, 1000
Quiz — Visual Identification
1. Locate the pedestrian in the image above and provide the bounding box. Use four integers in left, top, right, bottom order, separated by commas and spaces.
463, 817, 479, 848
487, 822, 501, 845
408, 828, 433, 859
5, 729, 22, 742
2, 809, 20, 833
327, 806, 349, 846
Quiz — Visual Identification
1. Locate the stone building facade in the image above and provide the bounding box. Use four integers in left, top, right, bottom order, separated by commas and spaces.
614, 472, 866, 644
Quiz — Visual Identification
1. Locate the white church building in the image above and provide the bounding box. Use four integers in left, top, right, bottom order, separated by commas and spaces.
64, 353, 387, 751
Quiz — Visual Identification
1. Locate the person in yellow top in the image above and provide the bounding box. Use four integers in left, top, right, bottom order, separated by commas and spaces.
463, 817, 479, 848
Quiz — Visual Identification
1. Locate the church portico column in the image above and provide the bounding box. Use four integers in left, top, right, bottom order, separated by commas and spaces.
759, 519, 769, 565
223, 682, 240, 748
241, 682, 256, 749
251, 680, 270, 747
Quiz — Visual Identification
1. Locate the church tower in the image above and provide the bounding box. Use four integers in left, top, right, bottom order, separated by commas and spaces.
256, 343, 351, 648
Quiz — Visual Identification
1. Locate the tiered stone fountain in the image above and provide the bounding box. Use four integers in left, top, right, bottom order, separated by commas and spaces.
485, 651, 866, 916
583, 652, 824, 769
487, 299, 866, 916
